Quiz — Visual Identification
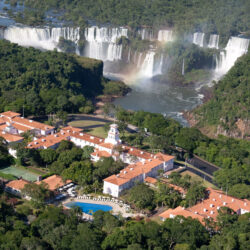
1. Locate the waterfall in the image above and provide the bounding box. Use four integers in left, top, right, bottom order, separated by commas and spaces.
138, 28, 154, 41
215, 36, 250, 77
154, 54, 164, 75
127, 48, 131, 62
84, 26, 128, 61
133, 51, 138, 64
2, 26, 80, 50
193, 32, 205, 47
138, 51, 155, 78
137, 53, 143, 68
182, 59, 185, 76
208, 34, 219, 49
158, 30, 173, 42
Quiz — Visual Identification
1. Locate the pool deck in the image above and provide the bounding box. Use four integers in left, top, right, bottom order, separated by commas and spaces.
62, 197, 144, 219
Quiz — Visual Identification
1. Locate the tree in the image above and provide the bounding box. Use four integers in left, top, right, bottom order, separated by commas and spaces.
70, 223, 102, 250
62, 160, 93, 185
0, 137, 13, 166
81, 146, 94, 160
155, 183, 182, 208
228, 183, 250, 199
39, 148, 58, 165
185, 183, 207, 207
162, 216, 209, 249
22, 182, 52, 204
128, 183, 155, 210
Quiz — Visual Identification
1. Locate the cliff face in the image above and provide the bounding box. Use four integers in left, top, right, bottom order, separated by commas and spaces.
186, 50, 250, 140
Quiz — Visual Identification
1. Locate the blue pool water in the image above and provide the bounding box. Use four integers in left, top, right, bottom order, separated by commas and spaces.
65, 202, 112, 215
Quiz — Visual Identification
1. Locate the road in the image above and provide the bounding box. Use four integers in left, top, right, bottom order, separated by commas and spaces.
187, 156, 219, 176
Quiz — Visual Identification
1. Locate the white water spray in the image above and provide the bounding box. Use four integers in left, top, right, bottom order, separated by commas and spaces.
208, 34, 219, 49
84, 26, 127, 61
138, 51, 155, 78
193, 32, 205, 47
158, 30, 173, 42
3, 26, 80, 50
215, 36, 250, 77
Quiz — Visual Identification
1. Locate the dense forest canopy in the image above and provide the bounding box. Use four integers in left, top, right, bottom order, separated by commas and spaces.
192, 49, 250, 139
0, 39, 105, 116
21, 0, 250, 39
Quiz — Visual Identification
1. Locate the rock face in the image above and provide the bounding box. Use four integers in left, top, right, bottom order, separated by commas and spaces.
215, 119, 250, 139
185, 110, 250, 140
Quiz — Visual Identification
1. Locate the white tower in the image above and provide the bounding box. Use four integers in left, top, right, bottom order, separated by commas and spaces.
105, 124, 121, 145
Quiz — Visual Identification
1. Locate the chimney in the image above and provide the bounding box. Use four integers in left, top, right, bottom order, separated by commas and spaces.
80, 133, 83, 136
29, 120, 33, 123
37, 176, 42, 182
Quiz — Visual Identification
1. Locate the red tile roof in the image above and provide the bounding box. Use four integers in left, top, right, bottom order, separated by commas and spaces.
104, 159, 163, 186
155, 152, 175, 162
35, 175, 72, 191
0, 116, 10, 125
61, 126, 83, 133
145, 176, 158, 184
0, 111, 21, 119
159, 206, 205, 224
168, 183, 186, 194
91, 150, 111, 158
99, 142, 115, 149
6, 179, 30, 191
159, 188, 250, 224
71, 132, 104, 145
13, 117, 54, 131
0, 130, 23, 143
27, 132, 69, 149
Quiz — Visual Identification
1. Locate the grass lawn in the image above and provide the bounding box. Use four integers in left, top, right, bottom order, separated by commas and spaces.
86, 127, 108, 138
68, 120, 106, 128
181, 170, 217, 189
0, 165, 40, 182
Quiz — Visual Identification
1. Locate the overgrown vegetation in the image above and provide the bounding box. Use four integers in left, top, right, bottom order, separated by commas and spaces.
0, 194, 249, 249
0, 40, 103, 116
20, 0, 250, 41
193, 49, 250, 139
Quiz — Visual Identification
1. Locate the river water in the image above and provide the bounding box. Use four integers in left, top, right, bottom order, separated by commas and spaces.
106, 73, 203, 126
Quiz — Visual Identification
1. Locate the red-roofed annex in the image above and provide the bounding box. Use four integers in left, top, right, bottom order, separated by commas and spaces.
159, 188, 250, 224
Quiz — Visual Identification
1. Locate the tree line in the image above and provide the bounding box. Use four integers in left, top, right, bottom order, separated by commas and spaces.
0, 191, 249, 249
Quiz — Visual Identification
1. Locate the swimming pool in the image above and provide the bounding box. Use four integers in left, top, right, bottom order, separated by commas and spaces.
65, 202, 112, 215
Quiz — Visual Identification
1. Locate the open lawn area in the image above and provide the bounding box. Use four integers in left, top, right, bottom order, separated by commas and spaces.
68, 120, 106, 128
0, 166, 40, 182
85, 127, 108, 138
181, 170, 217, 189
